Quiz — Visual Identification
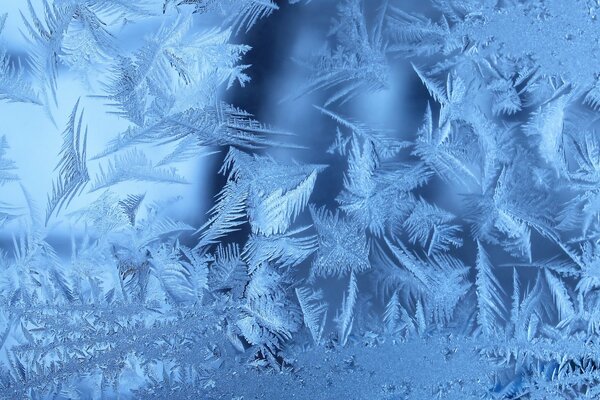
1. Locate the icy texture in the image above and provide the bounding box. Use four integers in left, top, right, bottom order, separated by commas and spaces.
1, 0, 600, 398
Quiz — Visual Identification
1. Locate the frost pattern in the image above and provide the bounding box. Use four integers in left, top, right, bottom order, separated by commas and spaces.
2, 0, 600, 398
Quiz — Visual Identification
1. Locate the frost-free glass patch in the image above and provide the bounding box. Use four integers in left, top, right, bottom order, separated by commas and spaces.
0, 1, 598, 398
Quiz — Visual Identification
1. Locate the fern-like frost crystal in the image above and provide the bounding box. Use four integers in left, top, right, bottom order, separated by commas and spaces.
4, 0, 600, 398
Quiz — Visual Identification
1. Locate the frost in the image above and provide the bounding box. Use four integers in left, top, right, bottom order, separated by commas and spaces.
4, 0, 600, 398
